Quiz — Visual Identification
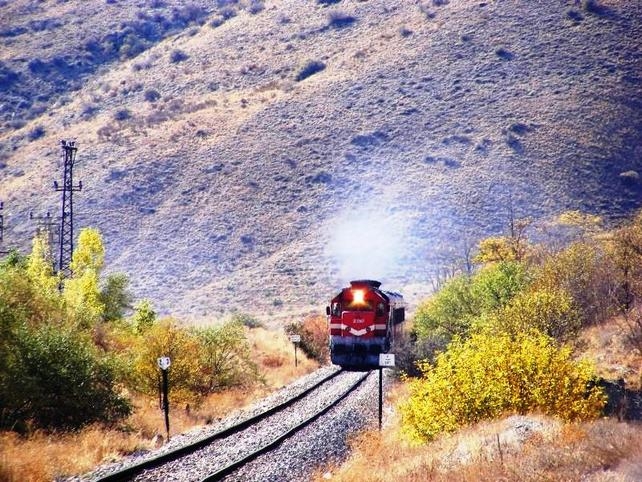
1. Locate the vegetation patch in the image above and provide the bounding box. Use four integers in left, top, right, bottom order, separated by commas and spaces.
295, 60, 326, 82
401, 330, 606, 442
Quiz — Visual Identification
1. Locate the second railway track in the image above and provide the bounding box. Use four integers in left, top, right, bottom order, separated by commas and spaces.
88, 367, 374, 482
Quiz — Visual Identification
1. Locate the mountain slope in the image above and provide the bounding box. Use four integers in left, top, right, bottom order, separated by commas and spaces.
1, 0, 641, 320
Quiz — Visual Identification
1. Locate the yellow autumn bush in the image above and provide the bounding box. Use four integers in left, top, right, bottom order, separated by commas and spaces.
401, 330, 606, 443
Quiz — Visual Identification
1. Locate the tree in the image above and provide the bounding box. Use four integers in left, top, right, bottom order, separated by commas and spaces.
132, 299, 156, 334
413, 262, 529, 341
100, 273, 132, 322
63, 228, 106, 326
132, 318, 201, 404
25, 233, 61, 318
195, 321, 259, 392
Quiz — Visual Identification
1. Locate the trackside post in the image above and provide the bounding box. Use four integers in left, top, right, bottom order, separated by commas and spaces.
378, 353, 395, 430
290, 334, 301, 367
157, 356, 171, 441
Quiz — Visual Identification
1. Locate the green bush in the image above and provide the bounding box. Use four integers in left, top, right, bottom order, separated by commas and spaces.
400, 331, 606, 442
194, 321, 259, 392
1, 324, 130, 431
100, 273, 132, 322
413, 261, 529, 341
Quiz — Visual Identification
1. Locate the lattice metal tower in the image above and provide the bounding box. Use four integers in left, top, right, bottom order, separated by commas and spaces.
54, 140, 82, 277
30, 210, 58, 265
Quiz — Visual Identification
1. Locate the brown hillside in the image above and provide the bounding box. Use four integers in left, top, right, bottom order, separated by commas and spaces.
1, 0, 641, 320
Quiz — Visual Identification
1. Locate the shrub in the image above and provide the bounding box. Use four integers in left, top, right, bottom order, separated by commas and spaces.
27, 125, 45, 141
194, 321, 259, 392
248, 0, 264, 14
230, 312, 263, 329
170, 49, 189, 63
114, 109, 131, 121
295, 60, 326, 82
144, 89, 161, 102
1, 325, 130, 431
495, 46, 514, 60
535, 242, 616, 327
286, 315, 329, 363
582, 0, 603, 14
100, 273, 132, 322
488, 288, 581, 341
131, 299, 156, 334
328, 11, 356, 28
131, 319, 202, 404
471, 261, 530, 313
413, 261, 529, 341
400, 331, 606, 442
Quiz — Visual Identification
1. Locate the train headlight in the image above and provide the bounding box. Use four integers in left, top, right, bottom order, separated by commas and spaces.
352, 289, 365, 305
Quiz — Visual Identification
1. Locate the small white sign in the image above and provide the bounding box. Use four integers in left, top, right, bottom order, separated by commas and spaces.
379, 353, 395, 367
290, 335, 301, 343
157, 356, 171, 370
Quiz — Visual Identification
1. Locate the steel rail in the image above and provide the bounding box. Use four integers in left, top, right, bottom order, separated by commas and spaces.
202, 370, 371, 482
96, 368, 343, 482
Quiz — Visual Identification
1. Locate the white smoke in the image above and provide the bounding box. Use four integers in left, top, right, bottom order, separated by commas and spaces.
325, 206, 410, 283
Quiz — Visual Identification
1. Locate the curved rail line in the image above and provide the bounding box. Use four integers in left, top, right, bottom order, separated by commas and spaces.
97, 368, 345, 482
203, 370, 370, 481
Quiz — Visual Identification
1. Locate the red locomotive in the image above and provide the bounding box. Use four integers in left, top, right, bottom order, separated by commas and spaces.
326, 280, 405, 368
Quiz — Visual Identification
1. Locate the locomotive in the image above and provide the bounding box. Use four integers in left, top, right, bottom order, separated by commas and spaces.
326, 280, 405, 368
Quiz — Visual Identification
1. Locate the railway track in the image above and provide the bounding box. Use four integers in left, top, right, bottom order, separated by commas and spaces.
94, 368, 371, 482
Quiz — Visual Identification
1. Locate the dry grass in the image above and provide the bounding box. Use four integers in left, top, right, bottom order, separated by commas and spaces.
576, 317, 642, 389
0, 327, 318, 481
316, 383, 642, 482
0, 427, 143, 482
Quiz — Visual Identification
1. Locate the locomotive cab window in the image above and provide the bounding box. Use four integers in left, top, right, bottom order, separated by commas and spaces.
346, 300, 372, 311
331, 302, 341, 316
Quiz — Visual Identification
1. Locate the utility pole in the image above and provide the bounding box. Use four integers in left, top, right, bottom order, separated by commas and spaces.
0, 201, 6, 256
30, 210, 59, 266
54, 140, 82, 277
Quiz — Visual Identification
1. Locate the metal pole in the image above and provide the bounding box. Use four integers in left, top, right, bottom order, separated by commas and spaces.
294, 343, 298, 367
161, 368, 170, 441
378, 367, 383, 430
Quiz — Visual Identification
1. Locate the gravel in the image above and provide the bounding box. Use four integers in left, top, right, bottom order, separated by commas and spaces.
65, 366, 342, 482
224, 369, 386, 482
135, 369, 373, 481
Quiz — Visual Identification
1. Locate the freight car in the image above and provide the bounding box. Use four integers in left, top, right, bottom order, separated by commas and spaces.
326, 280, 405, 369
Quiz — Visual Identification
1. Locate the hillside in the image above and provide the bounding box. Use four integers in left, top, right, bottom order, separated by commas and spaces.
1, 0, 641, 320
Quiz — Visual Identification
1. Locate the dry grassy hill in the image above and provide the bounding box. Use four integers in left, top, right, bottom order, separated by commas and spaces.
1, 0, 641, 320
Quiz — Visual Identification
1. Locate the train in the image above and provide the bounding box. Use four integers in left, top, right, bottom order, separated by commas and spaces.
326, 280, 405, 369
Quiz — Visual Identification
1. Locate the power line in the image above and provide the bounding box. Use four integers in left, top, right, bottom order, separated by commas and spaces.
54, 140, 82, 277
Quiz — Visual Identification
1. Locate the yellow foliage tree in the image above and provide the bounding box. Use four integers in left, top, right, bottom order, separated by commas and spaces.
63, 228, 105, 326
25, 233, 61, 319
401, 330, 606, 443
131, 318, 202, 404
488, 288, 581, 341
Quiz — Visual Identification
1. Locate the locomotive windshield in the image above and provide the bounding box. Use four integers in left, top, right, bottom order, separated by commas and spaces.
345, 299, 373, 311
